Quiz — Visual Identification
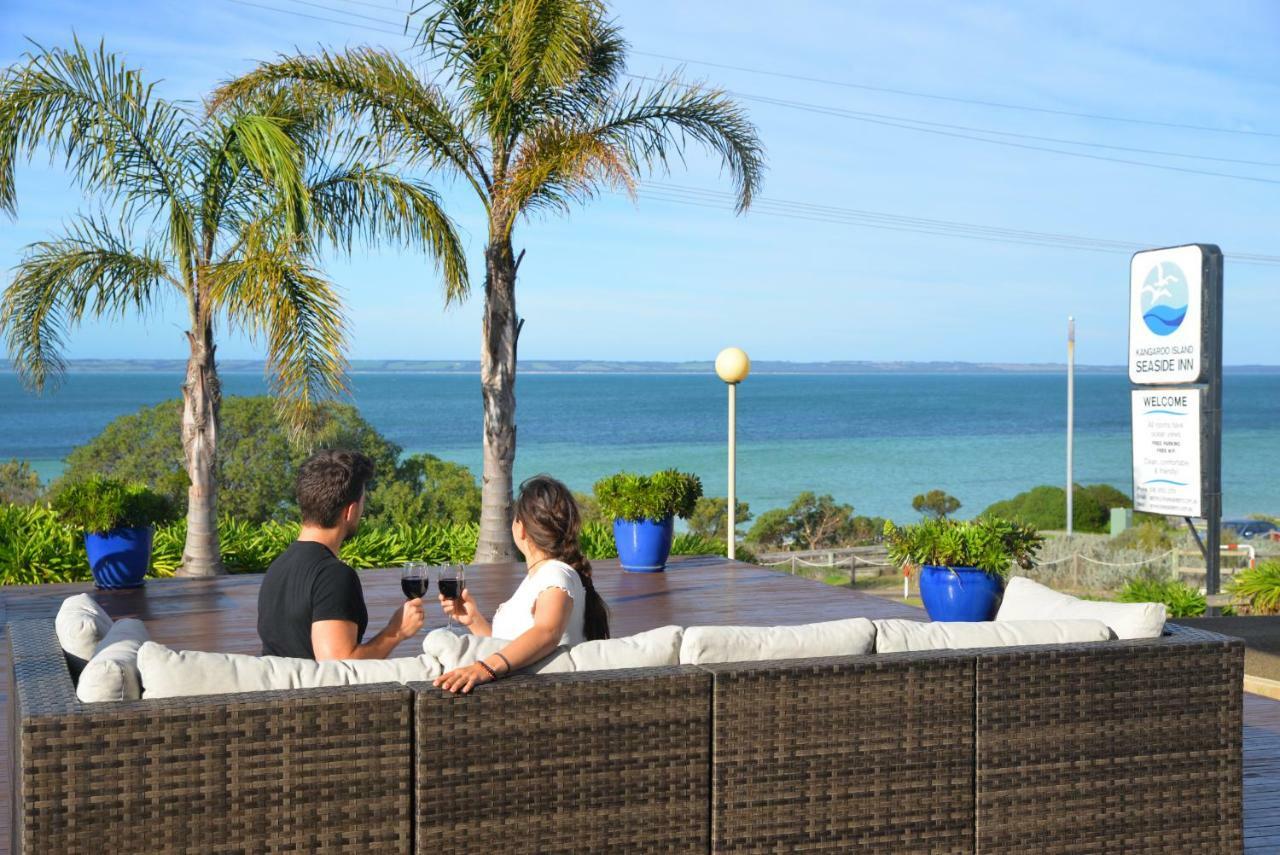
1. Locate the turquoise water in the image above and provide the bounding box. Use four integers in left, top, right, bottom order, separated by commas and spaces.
2, 371, 1277, 519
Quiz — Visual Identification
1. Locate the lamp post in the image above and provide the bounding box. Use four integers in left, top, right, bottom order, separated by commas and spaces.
716, 347, 751, 560
1066, 317, 1075, 538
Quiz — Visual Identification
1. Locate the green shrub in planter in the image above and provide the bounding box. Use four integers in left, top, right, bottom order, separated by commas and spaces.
593, 470, 703, 522
51, 477, 177, 533
883, 516, 1043, 579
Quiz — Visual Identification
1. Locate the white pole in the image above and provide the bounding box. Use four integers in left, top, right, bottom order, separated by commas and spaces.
1066, 316, 1075, 537
728, 382, 737, 561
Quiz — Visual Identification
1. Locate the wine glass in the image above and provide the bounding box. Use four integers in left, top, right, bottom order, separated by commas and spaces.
438, 564, 465, 631
400, 562, 428, 603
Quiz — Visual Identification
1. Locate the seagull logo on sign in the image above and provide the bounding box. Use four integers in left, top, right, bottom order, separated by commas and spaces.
1140, 261, 1188, 336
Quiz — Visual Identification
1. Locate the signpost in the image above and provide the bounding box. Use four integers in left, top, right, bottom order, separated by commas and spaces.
1128, 244, 1223, 598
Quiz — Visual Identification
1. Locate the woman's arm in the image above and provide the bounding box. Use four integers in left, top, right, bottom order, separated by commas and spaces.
433, 587, 571, 693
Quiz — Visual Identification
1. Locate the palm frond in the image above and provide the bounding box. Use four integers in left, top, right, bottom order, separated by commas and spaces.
210, 48, 488, 200
503, 120, 633, 221
587, 75, 765, 212
207, 229, 349, 437
0, 214, 172, 390
0, 38, 193, 220
309, 163, 469, 302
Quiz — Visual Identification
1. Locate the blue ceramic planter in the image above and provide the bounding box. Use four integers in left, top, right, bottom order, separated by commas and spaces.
84, 526, 153, 589
613, 516, 675, 573
919, 565, 1003, 622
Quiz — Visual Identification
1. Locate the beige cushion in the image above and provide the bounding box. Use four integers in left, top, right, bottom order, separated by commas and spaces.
76, 618, 149, 703
679, 618, 876, 665
137, 643, 443, 699
56, 593, 114, 677
996, 576, 1166, 639
423, 625, 683, 675
874, 618, 1113, 653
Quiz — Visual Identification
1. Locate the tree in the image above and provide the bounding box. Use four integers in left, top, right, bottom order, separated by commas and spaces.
0, 40, 466, 573
746, 492, 857, 550
912, 489, 961, 519
58, 397, 400, 522
0, 459, 42, 505
215, 0, 764, 561
365, 453, 481, 527
981, 483, 1130, 533
688, 496, 751, 541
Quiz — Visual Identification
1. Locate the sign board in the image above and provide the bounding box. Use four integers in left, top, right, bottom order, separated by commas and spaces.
1128, 244, 1219, 385
1131, 387, 1204, 517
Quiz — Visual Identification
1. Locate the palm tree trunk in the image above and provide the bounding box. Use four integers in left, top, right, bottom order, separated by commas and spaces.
474, 238, 520, 563
177, 323, 225, 576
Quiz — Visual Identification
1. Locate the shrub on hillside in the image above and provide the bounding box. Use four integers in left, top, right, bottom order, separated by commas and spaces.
0, 459, 42, 505
746, 492, 883, 550
981, 483, 1132, 533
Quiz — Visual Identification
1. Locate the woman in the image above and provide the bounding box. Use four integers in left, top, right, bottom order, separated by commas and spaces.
433, 475, 609, 693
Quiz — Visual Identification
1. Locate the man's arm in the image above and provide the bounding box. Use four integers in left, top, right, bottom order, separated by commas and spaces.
313, 598, 425, 660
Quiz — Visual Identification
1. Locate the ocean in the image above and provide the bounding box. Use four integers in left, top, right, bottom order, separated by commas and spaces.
2, 370, 1278, 520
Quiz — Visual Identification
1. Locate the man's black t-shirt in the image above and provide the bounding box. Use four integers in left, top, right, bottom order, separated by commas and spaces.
258, 540, 369, 658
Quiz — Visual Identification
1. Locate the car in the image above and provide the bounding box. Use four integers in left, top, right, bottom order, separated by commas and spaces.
1222, 519, 1279, 540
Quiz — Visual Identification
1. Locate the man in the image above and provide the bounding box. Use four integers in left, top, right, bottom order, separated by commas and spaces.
258, 449, 424, 659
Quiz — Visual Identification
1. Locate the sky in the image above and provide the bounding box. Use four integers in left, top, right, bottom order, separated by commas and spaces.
1, 0, 1278, 366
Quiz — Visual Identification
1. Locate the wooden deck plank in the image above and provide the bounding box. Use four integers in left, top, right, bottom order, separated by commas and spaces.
0, 557, 1273, 851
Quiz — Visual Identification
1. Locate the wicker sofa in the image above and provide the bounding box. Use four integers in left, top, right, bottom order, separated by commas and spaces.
9, 620, 1242, 854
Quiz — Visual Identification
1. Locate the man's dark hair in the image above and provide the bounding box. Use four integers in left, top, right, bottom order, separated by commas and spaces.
296, 449, 375, 527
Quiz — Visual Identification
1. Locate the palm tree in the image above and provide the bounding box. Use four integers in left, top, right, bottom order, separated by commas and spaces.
214, 0, 765, 562
0, 40, 467, 574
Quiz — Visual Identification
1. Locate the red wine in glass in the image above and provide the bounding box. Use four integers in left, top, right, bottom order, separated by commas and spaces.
401, 577, 428, 600
437, 579, 460, 600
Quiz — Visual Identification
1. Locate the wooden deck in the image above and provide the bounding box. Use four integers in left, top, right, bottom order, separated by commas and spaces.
2, 555, 1277, 851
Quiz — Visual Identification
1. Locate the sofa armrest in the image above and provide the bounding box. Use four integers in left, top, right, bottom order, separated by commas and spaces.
9, 619, 414, 854
410, 665, 711, 854
974, 629, 1243, 853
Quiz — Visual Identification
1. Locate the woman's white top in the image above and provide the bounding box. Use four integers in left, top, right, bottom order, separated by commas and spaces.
490, 560, 586, 645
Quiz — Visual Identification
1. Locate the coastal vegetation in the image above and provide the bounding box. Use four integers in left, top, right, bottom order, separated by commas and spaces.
214, 0, 765, 562
0, 39, 466, 574
746, 492, 885, 550
1229, 561, 1280, 615
1117, 576, 1206, 618
982, 483, 1132, 533
0, 503, 723, 585
0, 459, 40, 505
688, 497, 753, 541
912, 489, 961, 519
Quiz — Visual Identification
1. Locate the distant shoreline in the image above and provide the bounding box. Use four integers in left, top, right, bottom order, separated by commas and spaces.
3, 359, 1278, 376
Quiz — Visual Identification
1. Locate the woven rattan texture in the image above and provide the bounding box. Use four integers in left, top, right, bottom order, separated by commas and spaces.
704, 652, 976, 853
413, 666, 711, 854
10, 620, 413, 853
976, 626, 1244, 854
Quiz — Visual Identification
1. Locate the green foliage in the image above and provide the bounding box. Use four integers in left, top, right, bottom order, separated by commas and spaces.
50, 477, 176, 533
1229, 561, 1280, 615
912, 489, 961, 519
593, 470, 703, 522
59, 396, 402, 522
981, 483, 1131, 533
883, 516, 1043, 579
573, 491, 605, 526
1, 504, 724, 584
1117, 576, 1206, 618
687, 496, 751, 540
0, 459, 42, 505
366, 453, 481, 526
1111, 521, 1175, 551
0, 503, 85, 584
745, 492, 882, 550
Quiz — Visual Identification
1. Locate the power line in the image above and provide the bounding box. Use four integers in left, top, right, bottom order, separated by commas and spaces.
630, 50, 1280, 140
630, 182, 1280, 268
627, 74, 1280, 187
224, 0, 407, 36
277, 0, 409, 28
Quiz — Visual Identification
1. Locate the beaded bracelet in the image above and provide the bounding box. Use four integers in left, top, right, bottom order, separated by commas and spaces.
476, 659, 498, 680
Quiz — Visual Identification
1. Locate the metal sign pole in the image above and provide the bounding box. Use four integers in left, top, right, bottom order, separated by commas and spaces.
1205, 250, 1224, 599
